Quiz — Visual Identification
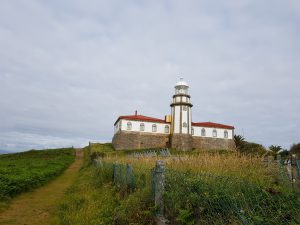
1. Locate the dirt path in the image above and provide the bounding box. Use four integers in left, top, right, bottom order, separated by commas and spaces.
0, 149, 84, 225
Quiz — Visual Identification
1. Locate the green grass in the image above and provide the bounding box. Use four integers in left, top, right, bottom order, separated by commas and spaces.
0, 148, 75, 202
85, 143, 300, 225
56, 148, 154, 225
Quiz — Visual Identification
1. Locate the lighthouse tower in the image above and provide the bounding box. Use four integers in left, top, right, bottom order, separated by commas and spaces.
170, 78, 193, 150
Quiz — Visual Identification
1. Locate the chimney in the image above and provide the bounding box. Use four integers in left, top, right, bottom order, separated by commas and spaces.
135, 110, 137, 116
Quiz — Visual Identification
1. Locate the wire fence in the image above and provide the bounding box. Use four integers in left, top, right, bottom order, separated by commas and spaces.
164, 169, 300, 225
93, 158, 300, 225
128, 149, 171, 158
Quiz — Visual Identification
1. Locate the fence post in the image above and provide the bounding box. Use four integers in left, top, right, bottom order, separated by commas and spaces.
154, 160, 165, 215
276, 154, 281, 164
267, 156, 273, 166
126, 164, 134, 190
113, 163, 117, 184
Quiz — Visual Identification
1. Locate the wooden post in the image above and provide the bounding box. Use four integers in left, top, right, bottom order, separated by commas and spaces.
126, 164, 134, 190
276, 154, 281, 164
113, 163, 117, 184
267, 156, 273, 166
154, 160, 165, 215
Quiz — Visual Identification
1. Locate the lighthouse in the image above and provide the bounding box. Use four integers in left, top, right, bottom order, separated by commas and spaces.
170, 78, 193, 150
112, 78, 235, 151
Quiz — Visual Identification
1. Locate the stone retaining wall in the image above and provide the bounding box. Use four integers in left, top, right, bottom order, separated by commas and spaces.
170, 134, 193, 151
112, 131, 235, 150
192, 136, 235, 150
112, 131, 169, 150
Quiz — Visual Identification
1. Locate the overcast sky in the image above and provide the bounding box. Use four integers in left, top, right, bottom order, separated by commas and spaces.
0, 0, 299, 152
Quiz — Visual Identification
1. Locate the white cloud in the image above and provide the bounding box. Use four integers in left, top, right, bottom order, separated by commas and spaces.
0, 0, 299, 151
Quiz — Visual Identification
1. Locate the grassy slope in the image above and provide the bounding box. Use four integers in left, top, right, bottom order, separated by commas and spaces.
58, 144, 298, 225
56, 146, 155, 225
0, 149, 83, 225
86, 143, 300, 225
0, 148, 75, 203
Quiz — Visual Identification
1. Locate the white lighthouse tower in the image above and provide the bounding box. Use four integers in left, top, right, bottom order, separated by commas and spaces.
170, 78, 193, 150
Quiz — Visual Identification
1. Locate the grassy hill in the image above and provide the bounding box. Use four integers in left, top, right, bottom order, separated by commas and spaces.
0, 150, 10, 155
0, 148, 75, 206
56, 143, 300, 225
1, 144, 299, 224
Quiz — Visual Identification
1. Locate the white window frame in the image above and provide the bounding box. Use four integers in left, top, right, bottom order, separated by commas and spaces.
165, 125, 169, 133
224, 130, 228, 138
127, 122, 132, 130
212, 129, 217, 137
152, 124, 157, 132
201, 128, 206, 136
140, 123, 145, 131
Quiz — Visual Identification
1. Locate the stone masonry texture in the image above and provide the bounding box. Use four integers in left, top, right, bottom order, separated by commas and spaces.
170, 134, 193, 151
192, 136, 236, 150
112, 131, 235, 150
112, 131, 170, 150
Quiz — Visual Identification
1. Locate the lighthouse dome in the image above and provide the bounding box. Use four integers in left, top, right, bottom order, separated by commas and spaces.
175, 78, 189, 87
175, 78, 189, 95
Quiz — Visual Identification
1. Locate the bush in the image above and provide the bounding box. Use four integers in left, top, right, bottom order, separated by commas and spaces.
290, 143, 300, 154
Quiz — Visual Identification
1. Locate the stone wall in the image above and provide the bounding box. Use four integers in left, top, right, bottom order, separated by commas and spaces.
112, 131, 235, 151
170, 134, 193, 151
192, 136, 236, 150
112, 131, 169, 150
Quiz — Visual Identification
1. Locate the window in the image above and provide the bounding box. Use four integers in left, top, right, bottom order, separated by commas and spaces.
165, 125, 170, 133
183, 122, 187, 128
140, 123, 145, 131
152, 124, 157, 132
224, 130, 228, 138
201, 128, 206, 136
127, 122, 132, 130
192, 128, 194, 135
212, 129, 217, 137
183, 106, 187, 111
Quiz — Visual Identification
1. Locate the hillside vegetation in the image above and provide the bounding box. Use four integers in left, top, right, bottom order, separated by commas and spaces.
57, 143, 300, 225
0, 148, 75, 204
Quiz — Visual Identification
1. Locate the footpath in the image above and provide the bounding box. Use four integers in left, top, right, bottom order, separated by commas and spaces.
0, 149, 84, 225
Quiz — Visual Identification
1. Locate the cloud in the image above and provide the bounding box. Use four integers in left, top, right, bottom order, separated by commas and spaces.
0, 0, 299, 151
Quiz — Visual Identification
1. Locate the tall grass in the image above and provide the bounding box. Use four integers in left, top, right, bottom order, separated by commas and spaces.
56, 147, 155, 225
84, 143, 299, 224
102, 153, 286, 189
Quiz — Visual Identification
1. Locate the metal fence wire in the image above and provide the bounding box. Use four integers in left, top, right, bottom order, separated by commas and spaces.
297, 160, 300, 178
164, 169, 300, 225
93, 159, 300, 225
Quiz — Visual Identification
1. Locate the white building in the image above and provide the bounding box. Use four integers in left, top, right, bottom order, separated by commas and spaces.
112, 79, 235, 150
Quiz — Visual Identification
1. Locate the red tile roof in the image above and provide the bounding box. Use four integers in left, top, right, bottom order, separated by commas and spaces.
192, 122, 234, 129
114, 115, 168, 125
115, 115, 234, 129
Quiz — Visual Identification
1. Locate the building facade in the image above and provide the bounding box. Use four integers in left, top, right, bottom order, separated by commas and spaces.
112, 79, 235, 150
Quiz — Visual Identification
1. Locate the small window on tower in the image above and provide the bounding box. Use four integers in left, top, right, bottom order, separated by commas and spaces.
127, 122, 132, 130
201, 128, 206, 136
140, 123, 145, 131
165, 125, 170, 133
183, 106, 187, 111
212, 129, 217, 137
152, 124, 157, 132
183, 122, 187, 128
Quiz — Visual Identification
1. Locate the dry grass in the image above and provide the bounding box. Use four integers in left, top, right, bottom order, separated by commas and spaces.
103, 152, 281, 188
